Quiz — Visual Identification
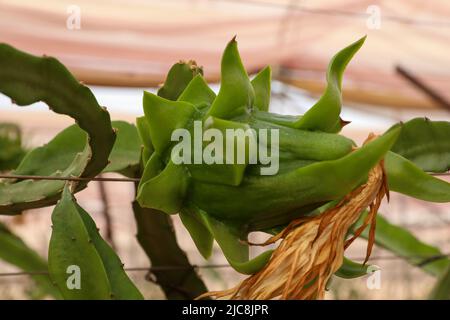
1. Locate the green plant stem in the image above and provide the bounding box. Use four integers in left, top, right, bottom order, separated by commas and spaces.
132, 184, 208, 299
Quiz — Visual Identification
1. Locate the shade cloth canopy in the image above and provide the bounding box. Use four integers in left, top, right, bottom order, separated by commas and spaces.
1, 0, 449, 109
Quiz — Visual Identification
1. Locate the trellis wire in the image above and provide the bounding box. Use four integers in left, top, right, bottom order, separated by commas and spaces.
0, 172, 448, 183
0, 174, 139, 182
0, 254, 448, 277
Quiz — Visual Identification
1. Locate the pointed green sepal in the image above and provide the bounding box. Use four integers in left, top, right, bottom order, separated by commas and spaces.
294, 36, 366, 132
200, 212, 273, 274
251, 66, 271, 112
143, 91, 196, 155
206, 37, 255, 119
137, 158, 189, 214
157, 61, 203, 100
180, 206, 214, 259
335, 257, 373, 279
178, 74, 216, 109
136, 116, 154, 154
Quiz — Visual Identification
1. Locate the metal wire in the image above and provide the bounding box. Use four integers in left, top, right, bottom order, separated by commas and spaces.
0, 264, 230, 277
0, 174, 139, 182
0, 254, 448, 277
0, 172, 448, 183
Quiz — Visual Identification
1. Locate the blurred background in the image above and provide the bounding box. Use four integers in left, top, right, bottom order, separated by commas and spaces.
0, 0, 449, 299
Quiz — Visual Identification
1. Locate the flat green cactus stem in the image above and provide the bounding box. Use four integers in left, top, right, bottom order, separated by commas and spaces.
0, 120, 138, 215
390, 117, 450, 172
0, 44, 115, 177
0, 222, 61, 299
354, 212, 450, 277
0, 44, 116, 214
48, 185, 143, 300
